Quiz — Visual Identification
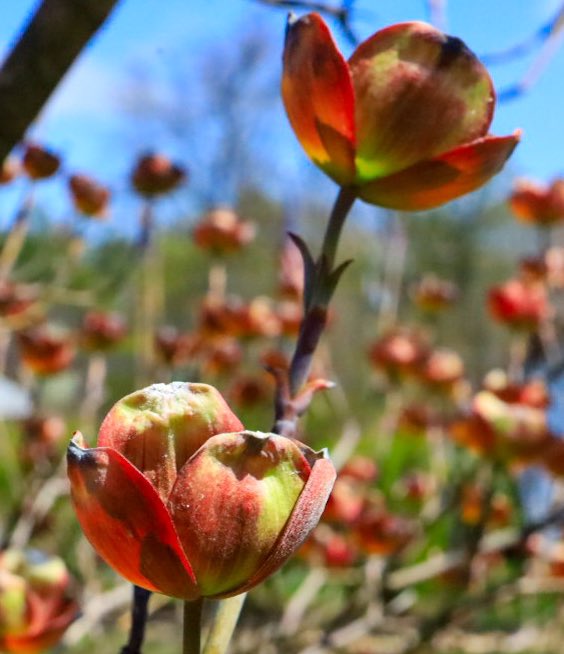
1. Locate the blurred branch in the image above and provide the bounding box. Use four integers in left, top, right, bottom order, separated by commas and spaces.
387, 503, 564, 592
0, 0, 121, 162
483, 3, 564, 102
481, 3, 564, 65
251, 0, 359, 45
425, 0, 447, 31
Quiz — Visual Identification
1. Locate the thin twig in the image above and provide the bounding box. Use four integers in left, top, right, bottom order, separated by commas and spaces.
251, 0, 360, 45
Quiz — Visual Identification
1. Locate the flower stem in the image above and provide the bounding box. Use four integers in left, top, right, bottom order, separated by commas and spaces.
183, 598, 204, 654
0, 184, 35, 281
319, 186, 356, 272
202, 594, 246, 654
288, 186, 356, 396
120, 586, 152, 654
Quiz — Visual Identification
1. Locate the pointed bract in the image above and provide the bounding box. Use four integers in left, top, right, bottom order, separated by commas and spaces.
67, 432, 200, 600
282, 13, 356, 184
358, 133, 520, 210
169, 431, 312, 597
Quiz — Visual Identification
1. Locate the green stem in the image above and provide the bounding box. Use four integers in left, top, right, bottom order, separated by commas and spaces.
202, 594, 246, 654
319, 186, 356, 272
183, 598, 203, 654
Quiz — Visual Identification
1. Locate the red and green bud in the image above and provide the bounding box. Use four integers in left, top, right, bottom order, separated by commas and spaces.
282, 14, 519, 210
97, 382, 244, 500
68, 383, 336, 600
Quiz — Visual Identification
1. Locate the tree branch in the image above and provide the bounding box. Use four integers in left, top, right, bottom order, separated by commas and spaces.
251, 0, 359, 45
0, 0, 121, 161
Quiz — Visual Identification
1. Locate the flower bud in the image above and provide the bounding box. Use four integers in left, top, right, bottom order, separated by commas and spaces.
132, 153, 186, 197
68, 383, 336, 600
193, 208, 255, 255
68, 174, 111, 218
80, 311, 127, 352
98, 382, 244, 500
22, 144, 60, 180
0, 549, 77, 653
17, 325, 75, 376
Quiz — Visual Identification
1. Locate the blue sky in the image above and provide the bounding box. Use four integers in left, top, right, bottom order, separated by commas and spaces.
0, 0, 563, 230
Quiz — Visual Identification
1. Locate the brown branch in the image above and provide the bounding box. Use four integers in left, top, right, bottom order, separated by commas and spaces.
0, 0, 121, 161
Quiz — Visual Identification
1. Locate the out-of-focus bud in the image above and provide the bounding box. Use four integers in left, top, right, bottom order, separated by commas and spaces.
0, 158, 20, 185
198, 296, 281, 341
0, 549, 77, 653
22, 144, 61, 180
193, 208, 255, 255
20, 414, 66, 469
395, 471, 436, 505
131, 153, 186, 197
339, 456, 378, 484
451, 389, 552, 464
369, 328, 429, 382
488, 278, 549, 330
419, 347, 464, 391
154, 326, 194, 367
323, 477, 366, 525
398, 403, 438, 437
68, 174, 111, 218
259, 348, 290, 373
411, 274, 458, 312
301, 526, 359, 568
483, 369, 549, 409
199, 337, 242, 376
227, 373, 273, 408
79, 311, 127, 352
0, 281, 38, 319
353, 502, 414, 556
17, 325, 75, 376
509, 178, 564, 227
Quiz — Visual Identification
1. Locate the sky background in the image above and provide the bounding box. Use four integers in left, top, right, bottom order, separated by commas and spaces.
0, 0, 562, 232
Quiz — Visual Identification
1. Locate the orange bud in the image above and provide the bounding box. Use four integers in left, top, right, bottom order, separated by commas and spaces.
282, 14, 518, 210
80, 311, 127, 352
131, 153, 186, 197
509, 177, 564, 226
193, 208, 255, 255
68, 174, 111, 218
17, 325, 75, 376
22, 144, 61, 180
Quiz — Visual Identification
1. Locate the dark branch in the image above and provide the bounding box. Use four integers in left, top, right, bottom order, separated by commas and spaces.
251, 0, 359, 45
0, 0, 121, 162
